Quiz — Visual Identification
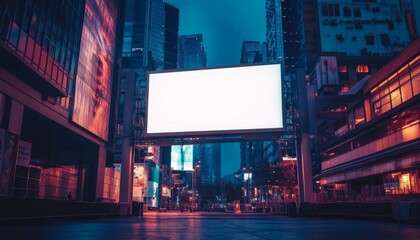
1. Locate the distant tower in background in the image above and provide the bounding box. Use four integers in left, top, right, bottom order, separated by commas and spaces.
240, 41, 268, 64
240, 41, 265, 64
176, 34, 220, 185
164, 3, 179, 70
178, 34, 207, 69
194, 144, 221, 185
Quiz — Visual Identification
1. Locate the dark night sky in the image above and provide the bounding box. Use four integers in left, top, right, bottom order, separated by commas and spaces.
166, 0, 266, 176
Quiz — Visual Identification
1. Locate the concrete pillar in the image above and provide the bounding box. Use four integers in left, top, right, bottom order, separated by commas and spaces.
119, 71, 135, 215
296, 68, 315, 203
7, 100, 24, 196
300, 133, 314, 202
95, 145, 107, 200
8, 100, 24, 135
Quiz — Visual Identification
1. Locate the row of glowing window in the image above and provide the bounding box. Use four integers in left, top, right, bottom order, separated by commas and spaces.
339, 65, 369, 73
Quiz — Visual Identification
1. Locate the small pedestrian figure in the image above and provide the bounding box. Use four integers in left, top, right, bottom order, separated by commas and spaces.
67, 192, 72, 201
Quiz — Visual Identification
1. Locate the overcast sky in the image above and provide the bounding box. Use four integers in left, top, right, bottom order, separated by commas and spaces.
165, 0, 266, 176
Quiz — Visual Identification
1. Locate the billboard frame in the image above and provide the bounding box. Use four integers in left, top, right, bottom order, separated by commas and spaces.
145, 62, 285, 139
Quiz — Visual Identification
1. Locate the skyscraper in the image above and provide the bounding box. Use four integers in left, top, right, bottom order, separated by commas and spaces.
281, 0, 305, 71
117, 0, 177, 163
266, 0, 300, 156
117, 0, 179, 210
178, 34, 207, 69
164, 4, 179, 70
266, 0, 284, 63
149, 0, 165, 71
194, 144, 221, 185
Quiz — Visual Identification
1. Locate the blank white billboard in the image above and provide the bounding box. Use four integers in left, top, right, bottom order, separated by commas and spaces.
146, 63, 283, 137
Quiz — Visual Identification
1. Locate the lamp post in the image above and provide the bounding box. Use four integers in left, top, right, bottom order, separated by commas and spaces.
191, 161, 201, 212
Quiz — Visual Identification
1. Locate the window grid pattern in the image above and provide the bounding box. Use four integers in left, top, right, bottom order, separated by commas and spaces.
0, 0, 84, 100
370, 55, 419, 118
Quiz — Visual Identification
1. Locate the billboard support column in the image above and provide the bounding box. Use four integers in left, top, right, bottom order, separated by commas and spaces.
300, 133, 314, 202
296, 68, 314, 203
119, 71, 135, 215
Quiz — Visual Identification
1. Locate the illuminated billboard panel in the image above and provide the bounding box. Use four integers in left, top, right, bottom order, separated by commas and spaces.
72, 0, 116, 140
146, 63, 283, 137
171, 145, 193, 171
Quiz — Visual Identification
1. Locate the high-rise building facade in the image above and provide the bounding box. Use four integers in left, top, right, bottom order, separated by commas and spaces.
194, 144, 221, 185
117, 0, 175, 163
117, 0, 179, 210
266, 0, 284, 63
297, 0, 419, 202
149, 0, 165, 71
266, 0, 301, 158
0, 0, 122, 202
315, 39, 420, 202
281, 0, 305, 71
164, 4, 179, 70
178, 34, 206, 69
313, 0, 412, 95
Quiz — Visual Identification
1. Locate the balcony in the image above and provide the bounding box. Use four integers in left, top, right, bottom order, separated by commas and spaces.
322, 121, 419, 171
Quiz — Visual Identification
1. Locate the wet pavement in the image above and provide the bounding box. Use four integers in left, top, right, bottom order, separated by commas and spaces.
1, 211, 420, 240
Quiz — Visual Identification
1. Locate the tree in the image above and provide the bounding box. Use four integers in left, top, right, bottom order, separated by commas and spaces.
224, 182, 242, 203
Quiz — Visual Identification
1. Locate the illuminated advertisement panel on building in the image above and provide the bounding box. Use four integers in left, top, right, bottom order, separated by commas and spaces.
133, 164, 147, 202
147, 181, 159, 208
72, 0, 117, 140
171, 145, 193, 171
315, 56, 339, 91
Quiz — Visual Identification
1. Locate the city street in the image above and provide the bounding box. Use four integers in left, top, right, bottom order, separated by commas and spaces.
1, 212, 420, 240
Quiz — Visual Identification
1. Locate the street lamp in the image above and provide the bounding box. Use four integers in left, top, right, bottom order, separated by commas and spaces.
191, 161, 201, 212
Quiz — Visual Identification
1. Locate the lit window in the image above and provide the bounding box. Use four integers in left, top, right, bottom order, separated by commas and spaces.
339, 66, 347, 73
400, 173, 411, 193
354, 105, 365, 127
357, 65, 369, 73
341, 86, 350, 93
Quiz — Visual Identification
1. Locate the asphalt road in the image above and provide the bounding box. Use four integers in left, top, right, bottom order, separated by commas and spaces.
1, 212, 420, 240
